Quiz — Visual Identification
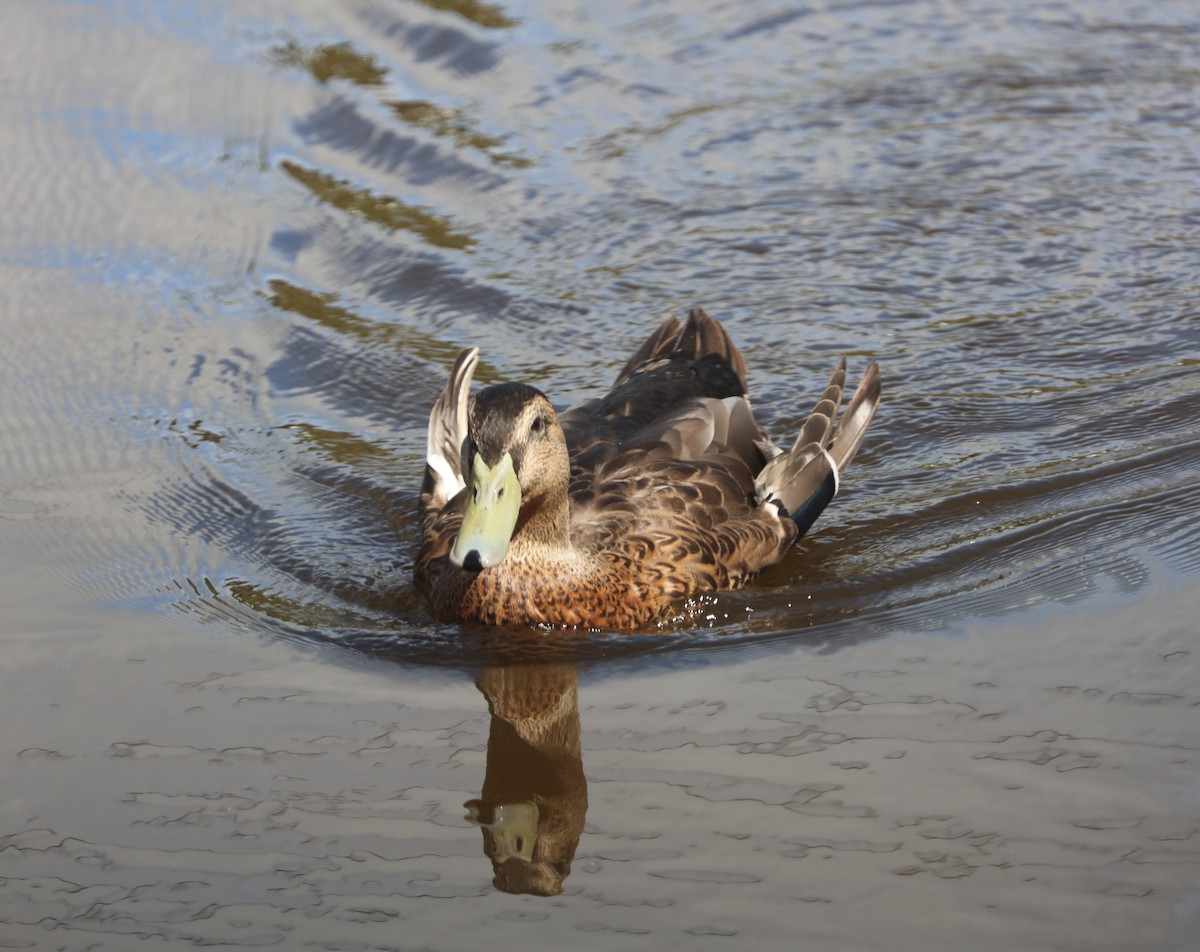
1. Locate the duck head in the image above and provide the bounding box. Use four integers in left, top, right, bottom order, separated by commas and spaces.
450, 383, 571, 572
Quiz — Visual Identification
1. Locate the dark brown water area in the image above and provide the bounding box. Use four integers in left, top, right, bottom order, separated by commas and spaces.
2, 0, 1199, 948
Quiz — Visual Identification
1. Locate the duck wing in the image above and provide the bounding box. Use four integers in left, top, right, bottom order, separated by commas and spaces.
754, 359, 881, 536
562, 310, 881, 596
561, 310, 782, 590
422, 346, 478, 516
560, 308, 760, 472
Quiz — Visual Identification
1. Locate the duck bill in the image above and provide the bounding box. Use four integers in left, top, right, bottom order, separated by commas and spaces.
450, 451, 521, 570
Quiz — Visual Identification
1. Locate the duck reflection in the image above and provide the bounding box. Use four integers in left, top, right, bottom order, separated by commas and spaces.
464, 664, 587, 896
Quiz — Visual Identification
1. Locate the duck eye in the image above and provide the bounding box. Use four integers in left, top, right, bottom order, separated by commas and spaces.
530, 416, 546, 436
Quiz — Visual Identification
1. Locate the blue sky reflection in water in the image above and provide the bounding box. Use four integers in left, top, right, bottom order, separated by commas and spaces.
1, 0, 1199, 948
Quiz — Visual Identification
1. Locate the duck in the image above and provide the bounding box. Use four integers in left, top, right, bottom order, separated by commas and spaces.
414, 308, 881, 629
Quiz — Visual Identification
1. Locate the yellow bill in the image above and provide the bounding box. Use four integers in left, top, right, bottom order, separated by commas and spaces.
450, 451, 521, 570
485, 801, 538, 863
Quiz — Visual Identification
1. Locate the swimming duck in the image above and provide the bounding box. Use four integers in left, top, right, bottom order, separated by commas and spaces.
415, 308, 880, 629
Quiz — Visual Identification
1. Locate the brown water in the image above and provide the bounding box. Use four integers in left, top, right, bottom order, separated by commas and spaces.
2, 0, 1199, 947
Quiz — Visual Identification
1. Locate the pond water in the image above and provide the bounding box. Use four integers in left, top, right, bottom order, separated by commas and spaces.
2, 0, 1199, 947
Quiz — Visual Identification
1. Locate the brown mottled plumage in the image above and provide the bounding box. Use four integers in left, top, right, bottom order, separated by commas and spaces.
415, 308, 881, 629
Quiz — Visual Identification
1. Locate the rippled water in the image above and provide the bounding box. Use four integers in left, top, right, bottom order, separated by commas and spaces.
2, 0, 1199, 947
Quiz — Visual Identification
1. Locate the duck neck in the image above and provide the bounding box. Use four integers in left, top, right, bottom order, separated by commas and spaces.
510, 486, 573, 560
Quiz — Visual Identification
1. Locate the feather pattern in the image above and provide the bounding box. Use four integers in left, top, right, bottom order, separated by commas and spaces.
423, 347, 478, 512
415, 309, 880, 629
